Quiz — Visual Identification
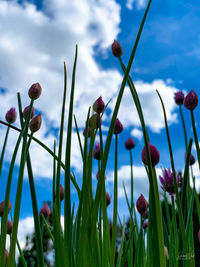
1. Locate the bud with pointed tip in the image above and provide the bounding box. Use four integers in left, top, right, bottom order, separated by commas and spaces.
0, 200, 12, 217
111, 40, 123, 57
5, 107, 17, 124
60, 184, 64, 201
93, 142, 101, 160
40, 203, 51, 218
125, 138, 135, 150
141, 142, 160, 167
93, 96, 105, 114
114, 118, 123, 134
106, 192, 111, 206
23, 105, 35, 120
89, 113, 102, 129
7, 220, 13, 235
29, 114, 42, 133
184, 90, 198, 110
136, 194, 148, 216
174, 91, 184, 106
28, 83, 42, 100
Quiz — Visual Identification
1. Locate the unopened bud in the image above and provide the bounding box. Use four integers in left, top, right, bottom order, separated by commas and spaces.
40, 203, 51, 218
0, 200, 12, 217
28, 83, 42, 100
29, 114, 42, 133
23, 105, 35, 120
5, 107, 17, 124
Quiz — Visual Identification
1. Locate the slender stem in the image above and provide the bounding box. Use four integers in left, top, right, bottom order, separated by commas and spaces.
0, 127, 10, 181
179, 106, 188, 151
191, 110, 200, 170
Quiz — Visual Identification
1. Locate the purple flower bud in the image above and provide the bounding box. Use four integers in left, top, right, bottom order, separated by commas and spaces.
23, 105, 35, 120
60, 184, 64, 201
29, 114, 42, 133
114, 118, 123, 134
28, 83, 42, 100
141, 142, 160, 167
125, 138, 135, 150
136, 194, 148, 216
89, 113, 102, 129
111, 40, 123, 57
106, 192, 111, 206
174, 91, 184, 105
93, 142, 101, 160
93, 96, 105, 114
7, 220, 13, 235
83, 127, 91, 138
5, 107, 17, 124
185, 153, 195, 166
159, 168, 181, 197
184, 90, 198, 110
143, 220, 148, 230
198, 229, 200, 243
0, 200, 12, 217
40, 203, 51, 218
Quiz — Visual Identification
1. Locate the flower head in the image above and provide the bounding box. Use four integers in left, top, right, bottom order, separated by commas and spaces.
29, 114, 42, 133
174, 91, 184, 106
0, 200, 12, 217
184, 90, 198, 110
93, 142, 101, 160
106, 192, 111, 206
28, 83, 42, 100
23, 105, 35, 120
5, 108, 17, 124
93, 96, 105, 114
141, 142, 160, 167
89, 113, 102, 129
159, 168, 181, 196
111, 40, 123, 57
136, 194, 148, 216
7, 220, 13, 235
114, 118, 123, 134
125, 138, 135, 150
40, 203, 51, 218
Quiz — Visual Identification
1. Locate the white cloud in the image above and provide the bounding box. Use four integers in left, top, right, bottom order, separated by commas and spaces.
110, 79, 178, 133
131, 128, 143, 140
126, 0, 147, 10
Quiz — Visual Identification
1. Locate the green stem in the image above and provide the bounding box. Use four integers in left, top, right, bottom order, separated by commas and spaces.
191, 110, 200, 170
179, 105, 188, 151
0, 127, 10, 181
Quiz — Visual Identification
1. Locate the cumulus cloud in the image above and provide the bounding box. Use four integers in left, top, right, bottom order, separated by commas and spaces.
131, 128, 143, 140
126, 0, 147, 10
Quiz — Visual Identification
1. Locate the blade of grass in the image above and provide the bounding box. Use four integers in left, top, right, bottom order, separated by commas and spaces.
0, 127, 10, 181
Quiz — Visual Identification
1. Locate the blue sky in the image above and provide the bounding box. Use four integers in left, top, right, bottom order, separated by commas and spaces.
0, 0, 200, 247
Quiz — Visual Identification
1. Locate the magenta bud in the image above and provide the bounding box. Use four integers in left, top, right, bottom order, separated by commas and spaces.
83, 127, 91, 138
136, 194, 148, 216
184, 90, 198, 110
114, 118, 123, 134
0, 200, 12, 217
23, 105, 35, 120
174, 91, 184, 106
93, 142, 101, 160
159, 168, 181, 197
106, 192, 111, 206
141, 142, 160, 167
143, 220, 148, 230
60, 184, 64, 201
28, 83, 42, 100
125, 138, 135, 150
29, 114, 42, 133
7, 220, 13, 235
93, 96, 105, 114
89, 113, 102, 129
40, 203, 51, 218
185, 153, 195, 166
5, 107, 17, 124
111, 40, 123, 57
